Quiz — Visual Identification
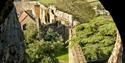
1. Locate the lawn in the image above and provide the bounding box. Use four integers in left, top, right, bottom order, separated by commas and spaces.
39, 0, 55, 5
56, 53, 68, 61
55, 47, 68, 61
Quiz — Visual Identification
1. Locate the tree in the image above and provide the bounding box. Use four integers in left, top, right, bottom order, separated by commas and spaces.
24, 22, 64, 63
55, 0, 95, 23
0, 0, 26, 63
99, 0, 125, 62
69, 16, 117, 62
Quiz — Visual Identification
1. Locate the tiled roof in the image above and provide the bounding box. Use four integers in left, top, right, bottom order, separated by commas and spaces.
19, 12, 28, 23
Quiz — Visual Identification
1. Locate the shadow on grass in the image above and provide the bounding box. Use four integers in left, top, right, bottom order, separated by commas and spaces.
54, 47, 68, 61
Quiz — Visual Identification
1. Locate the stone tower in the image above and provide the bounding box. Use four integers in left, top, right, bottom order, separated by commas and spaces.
0, 0, 26, 63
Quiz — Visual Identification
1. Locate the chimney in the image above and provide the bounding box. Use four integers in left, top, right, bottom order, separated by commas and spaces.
34, 4, 41, 18
33, 4, 42, 39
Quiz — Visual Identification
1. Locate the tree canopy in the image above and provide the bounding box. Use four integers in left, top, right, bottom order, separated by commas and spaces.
69, 16, 117, 62
24, 22, 64, 63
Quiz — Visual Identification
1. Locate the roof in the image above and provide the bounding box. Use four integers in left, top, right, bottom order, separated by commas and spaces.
19, 11, 28, 23
19, 11, 35, 25
14, 2, 24, 14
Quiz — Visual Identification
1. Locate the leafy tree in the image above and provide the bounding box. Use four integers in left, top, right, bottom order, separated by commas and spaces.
24, 22, 38, 44
69, 16, 117, 62
26, 40, 62, 63
24, 22, 64, 63
44, 28, 60, 41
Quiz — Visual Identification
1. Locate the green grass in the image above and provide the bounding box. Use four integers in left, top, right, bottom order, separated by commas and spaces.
56, 53, 68, 61
39, 0, 55, 5
54, 47, 68, 61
